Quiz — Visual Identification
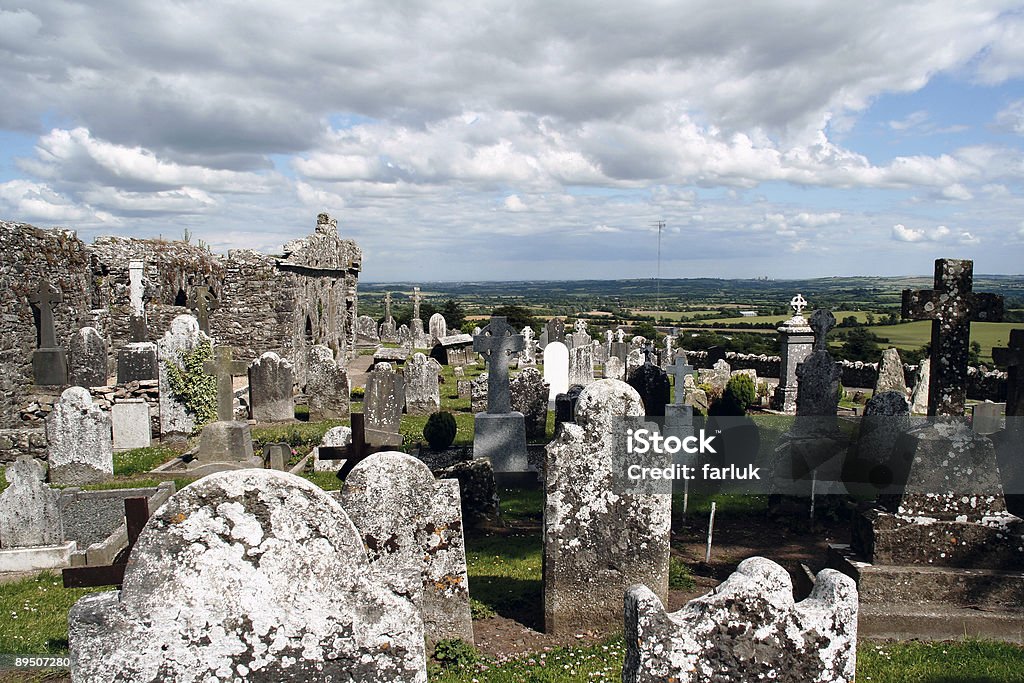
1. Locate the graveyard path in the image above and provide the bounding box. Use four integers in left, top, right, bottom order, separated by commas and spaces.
347, 353, 375, 389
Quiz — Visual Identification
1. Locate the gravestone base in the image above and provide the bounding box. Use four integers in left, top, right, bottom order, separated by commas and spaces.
829, 543, 1024, 643
852, 507, 1024, 569
117, 343, 159, 383
0, 541, 77, 573
192, 421, 260, 471
32, 348, 67, 386
771, 384, 798, 413
472, 412, 528, 473
49, 463, 112, 487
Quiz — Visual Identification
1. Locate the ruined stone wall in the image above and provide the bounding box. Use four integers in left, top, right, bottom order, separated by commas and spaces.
216, 249, 293, 366
0, 221, 92, 429
87, 236, 225, 364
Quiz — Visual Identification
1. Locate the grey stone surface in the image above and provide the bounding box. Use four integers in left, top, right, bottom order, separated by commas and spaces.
247, 351, 294, 422
194, 420, 258, 470
473, 412, 529, 473
843, 391, 911, 500
627, 363, 671, 417
470, 373, 488, 413
605, 355, 624, 380
46, 386, 113, 485
972, 401, 1005, 434
545, 318, 565, 349
993, 329, 1023, 418
909, 358, 930, 415
404, 352, 441, 415
116, 342, 159, 384
510, 367, 549, 440
263, 442, 290, 471
473, 317, 524, 414
568, 343, 594, 387
341, 452, 473, 649
365, 362, 404, 447
542, 341, 569, 401
111, 399, 151, 452
795, 310, 841, 420
626, 348, 645, 378
571, 319, 591, 349
187, 284, 218, 335
435, 458, 500, 529
902, 258, 1003, 416
397, 323, 412, 348
624, 557, 858, 683
157, 314, 213, 437
772, 296, 814, 413
669, 356, 696, 405
355, 314, 380, 343
306, 344, 350, 421
28, 278, 68, 386
313, 425, 353, 472
544, 379, 671, 635
70, 326, 108, 388
0, 455, 63, 548
68, 469, 427, 683
59, 483, 173, 550
874, 348, 908, 397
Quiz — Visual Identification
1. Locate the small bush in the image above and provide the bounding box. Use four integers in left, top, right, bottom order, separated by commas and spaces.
470, 598, 496, 620
433, 638, 481, 669
669, 556, 696, 590
423, 411, 457, 450
725, 374, 757, 410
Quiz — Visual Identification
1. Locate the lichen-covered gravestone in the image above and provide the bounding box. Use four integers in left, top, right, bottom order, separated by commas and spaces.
306, 344, 350, 421
428, 313, 447, 344
0, 455, 63, 548
510, 367, 549, 440
364, 362, 404, 447
544, 379, 671, 635
157, 314, 214, 437
568, 343, 594, 387
627, 362, 671, 417
404, 352, 441, 415
874, 347, 907, 396
605, 355, 624, 380
473, 317, 529, 474
69, 326, 108, 388
772, 294, 814, 413
68, 469, 427, 683
909, 358, 930, 415
313, 425, 353, 472
247, 351, 295, 422
623, 557, 858, 683
355, 314, 380, 344
341, 452, 473, 649
45, 386, 113, 486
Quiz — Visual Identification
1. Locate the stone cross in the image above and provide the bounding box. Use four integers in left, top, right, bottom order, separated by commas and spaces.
993, 329, 1024, 418
616, 328, 626, 343
28, 279, 62, 349
902, 258, 1003, 416
473, 316, 524, 414
664, 335, 674, 360
203, 345, 247, 422
670, 355, 697, 404
412, 286, 421, 320
188, 285, 219, 335
790, 293, 808, 317
809, 308, 836, 352
605, 330, 614, 345
384, 291, 392, 320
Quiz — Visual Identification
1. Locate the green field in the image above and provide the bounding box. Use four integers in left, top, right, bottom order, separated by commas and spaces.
863, 321, 1016, 362
632, 309, 722, 320
686, 310, 877, 326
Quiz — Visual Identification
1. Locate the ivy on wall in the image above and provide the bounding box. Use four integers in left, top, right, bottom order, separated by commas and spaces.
164, 340, 217, 430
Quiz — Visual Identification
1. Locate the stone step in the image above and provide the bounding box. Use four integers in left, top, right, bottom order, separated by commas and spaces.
858, 603, 1024, 643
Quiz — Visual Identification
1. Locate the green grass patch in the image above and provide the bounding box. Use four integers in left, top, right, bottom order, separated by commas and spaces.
431, 637, 626, 683
0, 467, 7, 495
857, 639, 1024, 682
861, 320, 1015, 363
301, 471, 343, 491
113, 445, 180, 476
251, 419, 347, 454
669, 556, 696, 590
0, 572, 104, 655
465, 532, 542, 622
497, 486, 543, 524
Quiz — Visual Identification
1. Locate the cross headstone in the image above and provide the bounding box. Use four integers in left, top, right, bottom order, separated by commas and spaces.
790, 293, 808, 318
29, 278, 62, 349
203, 345, 246, 422
902, 259, 1003, 416
473, 316, 524, 414
335, 413, 390, 480
62, 497, 149, 588
670, 355, 697, 405
128, 260, 148, 341
188, 285, 219, 335
412, 286, 421, 320
993, 329, 1024, 418
384, 291, 392, 321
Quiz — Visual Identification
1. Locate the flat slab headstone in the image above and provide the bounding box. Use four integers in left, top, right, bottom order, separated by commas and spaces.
68, 470, 427, 682
117, 342, 159, 384
306, 344, 350, 421
365, 362, 404, 447
111, 399, 151, 452
355, 314, 380, 343
404, 352, 441, 415
543, 341, 570, 401
46, 387, 114, 486
341, 452, 473, 650
605, 355, 624, 380
624, 557, 858, 683
627, 363, 671, 417
510, 367, 549, 440
70, 327, 108, 388
248, 351, 295, 422
157, 314, 213, 437
544, 379, 671, 635
909, 358, 930, 415
262, 442, 291, 471
0, 455, 64, 548
428, 313, 447, 344
972, 401, 1005, 435
568, 343, 594, 387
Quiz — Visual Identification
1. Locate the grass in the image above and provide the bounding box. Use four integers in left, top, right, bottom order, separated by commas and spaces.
861, 320, 1015, 363
431, 638, 625, 683
0, 572, 103, 655
856, 640, 1024, 683
112, 445, 180, 476
464, 532, 542, 622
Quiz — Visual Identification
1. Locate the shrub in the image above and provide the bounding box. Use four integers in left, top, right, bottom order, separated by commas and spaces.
669, 556, 696, 590
423, 411, 457, 450
725, 374, 756, 410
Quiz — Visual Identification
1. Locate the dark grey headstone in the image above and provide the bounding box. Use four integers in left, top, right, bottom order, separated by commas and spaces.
70, 327, 108, 388
627, 363, 671, 417
117, 342, 159, 383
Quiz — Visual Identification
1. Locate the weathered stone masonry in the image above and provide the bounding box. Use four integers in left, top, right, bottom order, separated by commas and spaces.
0, 213, 361, 430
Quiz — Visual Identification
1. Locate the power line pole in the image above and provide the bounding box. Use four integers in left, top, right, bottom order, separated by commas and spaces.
652, 220, 665, 324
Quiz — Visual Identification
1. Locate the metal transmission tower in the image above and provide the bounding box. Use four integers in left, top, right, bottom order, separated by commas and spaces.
652, 220, 665, 324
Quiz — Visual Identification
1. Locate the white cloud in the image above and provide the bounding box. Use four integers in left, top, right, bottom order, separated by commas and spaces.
892, 224, 926, 242
593, 224, 620, 233
891, 223, 979, 244
889, 110, 930, 131
994, 99, 1024, 135
503, 194, 527, 212
0, 179, 115, 224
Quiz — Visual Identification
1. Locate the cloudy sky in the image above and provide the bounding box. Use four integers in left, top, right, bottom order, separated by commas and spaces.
1, 1, 1023, 281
